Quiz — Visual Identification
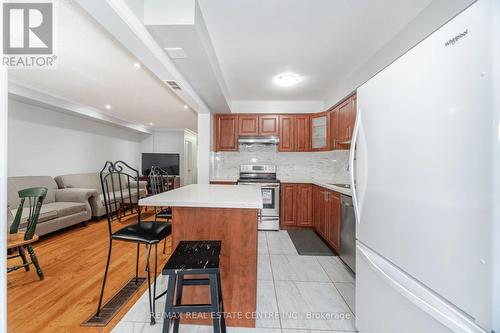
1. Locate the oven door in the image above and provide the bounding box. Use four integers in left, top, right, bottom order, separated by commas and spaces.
260, 184, 279, 217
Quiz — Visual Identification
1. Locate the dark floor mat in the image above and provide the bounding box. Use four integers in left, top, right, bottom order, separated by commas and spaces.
287, 229, 334, 256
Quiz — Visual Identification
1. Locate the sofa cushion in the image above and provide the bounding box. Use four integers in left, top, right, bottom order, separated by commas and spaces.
43, 202, 88, 218
54, 173, 102, 192
99, 188, 146, 204
8, 176, 58, 207
55, 173, 133, 193
7, 205, 15, 229
10, 206, 58, 228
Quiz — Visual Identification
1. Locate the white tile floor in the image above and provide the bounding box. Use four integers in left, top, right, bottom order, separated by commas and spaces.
113, 230, 357, 333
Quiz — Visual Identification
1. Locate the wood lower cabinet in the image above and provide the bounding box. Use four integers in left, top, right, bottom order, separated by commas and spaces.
317, 189, 328, 238
296, 184, 313, 227
312, 185, 342, 252
214, 114, 238, 151
238, 115, 259, 136
312, 186, 322, 231
326, 191, 341, 251
281, 183, 312, 227
259, 115, 279, 136
279, 115, 295, 152
281, 184, 297, 227
282, 184, 344, 252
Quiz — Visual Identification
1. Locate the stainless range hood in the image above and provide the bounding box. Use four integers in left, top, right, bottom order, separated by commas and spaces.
238, 136, 280, 145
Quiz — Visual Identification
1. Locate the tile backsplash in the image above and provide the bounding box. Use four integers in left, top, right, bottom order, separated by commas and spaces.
211, 144, 350, 182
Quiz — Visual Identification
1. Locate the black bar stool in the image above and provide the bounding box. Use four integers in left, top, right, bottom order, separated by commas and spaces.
161, 240, 226, 333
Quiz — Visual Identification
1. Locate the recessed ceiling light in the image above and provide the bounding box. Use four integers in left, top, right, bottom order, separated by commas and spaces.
149, 122, 154, 126
105, 104, 111, 110
133, 62, 141, 68
183, 105, 189, 109
274, 72, 300, 87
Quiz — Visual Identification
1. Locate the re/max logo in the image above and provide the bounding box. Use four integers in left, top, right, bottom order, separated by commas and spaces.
445, 29, 468, 47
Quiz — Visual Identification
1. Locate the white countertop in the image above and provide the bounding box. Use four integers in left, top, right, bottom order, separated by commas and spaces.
209, 179, 238, 183
139, 184, 263, 209
279, 178, 353, 196
209, 178, 353, 196
314, 182, 353, 196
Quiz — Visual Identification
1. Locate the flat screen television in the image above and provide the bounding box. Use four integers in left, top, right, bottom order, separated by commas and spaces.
142, 153, 180, 176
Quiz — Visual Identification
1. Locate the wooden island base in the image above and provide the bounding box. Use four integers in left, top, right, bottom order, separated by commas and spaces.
171, 207, 259, 328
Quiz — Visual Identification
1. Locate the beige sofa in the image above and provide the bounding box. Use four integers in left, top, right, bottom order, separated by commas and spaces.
54, 173, 148, 218
7, 176, 95, 236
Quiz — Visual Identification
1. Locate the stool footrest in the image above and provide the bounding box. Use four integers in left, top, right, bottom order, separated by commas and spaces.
171, 304, 213, 313
182, 278, 210, 286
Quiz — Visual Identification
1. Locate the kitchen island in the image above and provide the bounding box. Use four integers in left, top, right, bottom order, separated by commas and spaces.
139, 184, 263, 328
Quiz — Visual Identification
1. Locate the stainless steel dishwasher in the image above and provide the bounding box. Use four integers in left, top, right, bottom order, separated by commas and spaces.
340, 194, 356, 273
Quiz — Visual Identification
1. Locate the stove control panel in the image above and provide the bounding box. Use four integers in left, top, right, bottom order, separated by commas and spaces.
239, 164, 277, 173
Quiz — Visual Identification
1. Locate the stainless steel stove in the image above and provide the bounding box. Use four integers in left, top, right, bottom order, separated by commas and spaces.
238, 165, 280, 231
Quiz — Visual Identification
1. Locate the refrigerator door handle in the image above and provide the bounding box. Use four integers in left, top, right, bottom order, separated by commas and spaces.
349, 105, 364, 224
357, 243, 487, 333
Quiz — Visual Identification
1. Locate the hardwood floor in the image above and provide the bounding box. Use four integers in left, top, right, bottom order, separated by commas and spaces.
7, 212, 171, 333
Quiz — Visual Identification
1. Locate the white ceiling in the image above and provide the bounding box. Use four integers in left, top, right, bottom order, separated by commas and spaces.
9, 0, 198, 131
197, 0, 433, 102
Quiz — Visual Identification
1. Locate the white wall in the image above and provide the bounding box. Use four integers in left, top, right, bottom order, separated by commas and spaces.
196, 113, 211, 184
231, 100, 325, 114
492, 0, 500, 330
140, 129, 198, 185
324, 0, 476, 108
183, 130, 198, 184
8, 99, 142, 177
0, 64, 8, 333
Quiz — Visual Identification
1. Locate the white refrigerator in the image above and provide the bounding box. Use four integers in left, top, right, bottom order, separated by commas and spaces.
351, 0, 499, 332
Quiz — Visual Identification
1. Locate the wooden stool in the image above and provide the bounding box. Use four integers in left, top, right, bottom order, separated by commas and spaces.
161, 240, 226, 333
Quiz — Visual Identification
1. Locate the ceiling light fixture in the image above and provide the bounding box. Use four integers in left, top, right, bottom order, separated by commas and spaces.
133, 62, 141, 68
183, 105, 189, 109
274, 72, 300, 87
105, 104, 111, 110
149, 122, 154, 126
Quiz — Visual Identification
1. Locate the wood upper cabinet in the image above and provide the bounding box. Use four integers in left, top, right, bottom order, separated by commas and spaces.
213, 93, 355, 152
238, 115, 259, 136
333, 94, 356, 150
338, 99, 351, 143
348, 95, 357, 137
294, 115, 311, 152
279, 115, 295, 152
310, 112, 331, 151
296, 184, 313, 227
326, 191, 341, 251
258, 115, 279, 136
330, 107, 340, 149
214, 114, 238, 151
281, 184, 297, 227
